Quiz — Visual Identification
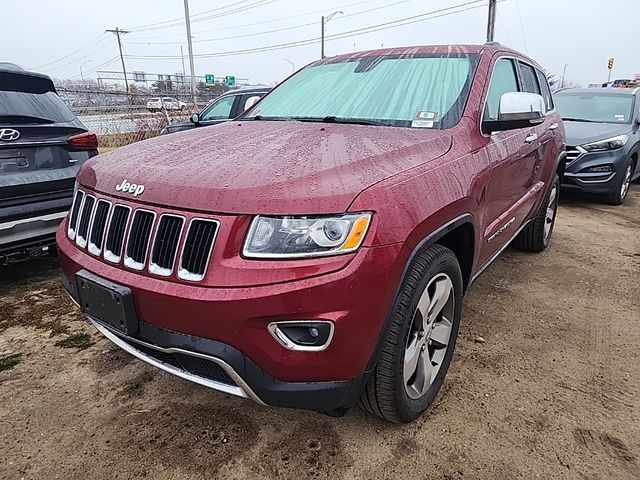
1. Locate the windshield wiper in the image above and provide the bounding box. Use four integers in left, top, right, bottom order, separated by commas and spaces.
561, 117, 599, 123
320, 116, 383, 126
0, 114, 55, 124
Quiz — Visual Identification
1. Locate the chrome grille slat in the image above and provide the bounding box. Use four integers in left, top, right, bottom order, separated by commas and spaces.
150, 215, 184, 276
178, 219, 219, 282
104, 205, 130, 263
75, 195, 95, 249
88, 200, 111, 256
566, 147, 582, 163
124, 210, 155, 270
67, 190, 85, 240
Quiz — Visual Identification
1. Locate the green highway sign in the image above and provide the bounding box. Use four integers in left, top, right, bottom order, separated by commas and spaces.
205, 74, 215, 86
225, 75, 236, 87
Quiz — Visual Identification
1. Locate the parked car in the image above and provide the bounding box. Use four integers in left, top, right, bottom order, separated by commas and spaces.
160, 87, 270, 134
555, 88, 639, 204
146, 97, 187, 111
1, 64, 98, 265
57, 44, 565, 423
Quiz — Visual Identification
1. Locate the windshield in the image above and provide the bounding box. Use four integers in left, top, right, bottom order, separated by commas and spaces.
0, 90, 74, 123
247, 54, 478, 129
555, 93, 634, 124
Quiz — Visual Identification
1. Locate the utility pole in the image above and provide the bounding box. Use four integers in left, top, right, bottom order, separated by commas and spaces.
183, 0, 197, 109
486, 0, 497, 43
321, 16, 325, 59
180, 45, 186, 79
560, 64, 568, 88
321, 11, 343, 59
106, 27, 130, 94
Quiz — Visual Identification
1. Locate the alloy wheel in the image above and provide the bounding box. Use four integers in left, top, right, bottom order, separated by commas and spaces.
404, 273, 455, 400
543, 184, 558, 244
620, 165, 632, 200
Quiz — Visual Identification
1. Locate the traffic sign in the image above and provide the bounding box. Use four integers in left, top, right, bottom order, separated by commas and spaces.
225, 75, 236, 87
205, 74, 215, 86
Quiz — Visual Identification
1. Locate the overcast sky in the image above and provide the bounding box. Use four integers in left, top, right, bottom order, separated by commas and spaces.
3, 0, 637, 87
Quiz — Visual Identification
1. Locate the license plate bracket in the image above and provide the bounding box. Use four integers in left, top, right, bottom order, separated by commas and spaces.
75, 269, 138, 335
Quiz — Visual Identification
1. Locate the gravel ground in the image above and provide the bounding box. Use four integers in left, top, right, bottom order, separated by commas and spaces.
1, 186, 639, 480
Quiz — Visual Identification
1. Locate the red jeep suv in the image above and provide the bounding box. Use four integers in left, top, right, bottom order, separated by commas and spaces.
57, 44, 565, 423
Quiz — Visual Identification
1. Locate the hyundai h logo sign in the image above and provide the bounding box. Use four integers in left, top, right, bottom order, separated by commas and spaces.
0, 129, 20, 141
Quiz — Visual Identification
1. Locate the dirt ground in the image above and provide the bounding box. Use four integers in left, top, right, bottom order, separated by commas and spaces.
1, 186, 639, 480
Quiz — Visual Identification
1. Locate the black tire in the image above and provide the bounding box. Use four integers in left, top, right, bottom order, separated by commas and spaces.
513, 174, 559, 252
604, 161, 634, 205
358, 244, 463, 423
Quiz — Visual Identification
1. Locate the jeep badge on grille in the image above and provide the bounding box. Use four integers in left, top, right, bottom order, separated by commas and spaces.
115, 179, 145, 197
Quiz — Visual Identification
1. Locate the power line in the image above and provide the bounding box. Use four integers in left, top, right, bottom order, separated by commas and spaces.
127, 0, 277, 32
124, 0, 489, 60
40, 37, 116, 73
32, 33, 109, 70
125, 0, 250, 31
68, 56, 121, 79
124, 0, 414, 46
514, 0, 528, 53
129, 0, 383, 41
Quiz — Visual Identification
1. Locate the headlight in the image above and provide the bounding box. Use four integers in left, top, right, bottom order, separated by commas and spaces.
581, 134, 628, 152
243, 213, 372, 258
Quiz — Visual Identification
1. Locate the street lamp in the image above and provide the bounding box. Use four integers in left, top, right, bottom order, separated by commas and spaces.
283, 58, 295, 73
80, 60, 92, 82
321, 11, 343, 59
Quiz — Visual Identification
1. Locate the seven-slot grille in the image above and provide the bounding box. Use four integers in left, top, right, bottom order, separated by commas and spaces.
67, 191, 218, 281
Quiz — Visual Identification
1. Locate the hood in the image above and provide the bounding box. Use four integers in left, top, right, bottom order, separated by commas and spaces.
79, 121, 452, 215
563, 120, 631, 147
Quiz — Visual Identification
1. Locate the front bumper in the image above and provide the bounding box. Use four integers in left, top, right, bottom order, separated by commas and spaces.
57, 225, 405, 411
561, 147, 627, 194
63, 279, 366, 412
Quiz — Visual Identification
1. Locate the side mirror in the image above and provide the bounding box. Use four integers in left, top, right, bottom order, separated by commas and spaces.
483, 92, 545, 134
190, 113, 200, 124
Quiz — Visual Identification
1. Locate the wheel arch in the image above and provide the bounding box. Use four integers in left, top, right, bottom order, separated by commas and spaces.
364, 213, 475, 373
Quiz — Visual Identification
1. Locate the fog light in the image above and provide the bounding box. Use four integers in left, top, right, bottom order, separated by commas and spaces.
585, 165, 613, 173
268, 321, 334, 351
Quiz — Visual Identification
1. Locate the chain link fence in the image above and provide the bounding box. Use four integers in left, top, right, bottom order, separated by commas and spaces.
57, 87, 227, 152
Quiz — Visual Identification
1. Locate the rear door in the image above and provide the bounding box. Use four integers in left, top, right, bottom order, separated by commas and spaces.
478, 57, 542, 265
0, 73, 94, 224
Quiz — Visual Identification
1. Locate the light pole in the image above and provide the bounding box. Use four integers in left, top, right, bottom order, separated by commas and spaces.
80, 60, 91, 82
321, 11, 343, 59
560, 64, 568, 88
283, 58, 295, 73
183, 0, 198, 109
486, 0, 497, 43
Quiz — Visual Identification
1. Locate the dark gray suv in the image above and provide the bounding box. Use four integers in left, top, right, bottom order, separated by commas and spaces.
0, 65, 97, 264
555, 87, 640, 205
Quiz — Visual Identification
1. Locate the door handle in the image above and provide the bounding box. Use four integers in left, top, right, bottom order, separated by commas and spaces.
548, 123, 559, 131
525, 133, 538, 144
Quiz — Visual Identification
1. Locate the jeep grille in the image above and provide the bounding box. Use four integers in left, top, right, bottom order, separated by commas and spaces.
67, 190, 217, 282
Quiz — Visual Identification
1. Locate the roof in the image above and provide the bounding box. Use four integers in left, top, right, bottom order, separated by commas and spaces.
223, 86, 270, 95
555, 87, 638, 96
323, 43, 542, 70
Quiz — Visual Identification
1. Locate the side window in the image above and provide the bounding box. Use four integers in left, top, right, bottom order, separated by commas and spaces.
201, 95, 236, 121
485, 58, 519, 121
518, 62, 541, 95
536, 69, 554, 112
